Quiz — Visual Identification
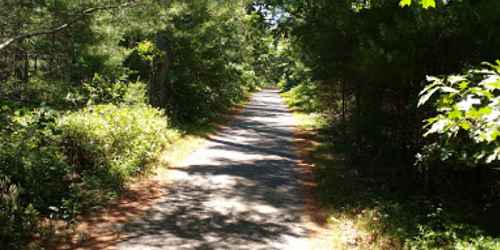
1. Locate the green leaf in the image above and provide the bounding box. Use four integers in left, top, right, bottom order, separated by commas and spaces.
448, 110, 462, 120
399, 0, 412, 7
466, 108, 482, 119
440, 86, 459, 93
483, 81, 500, 90
448, 75, 467, 85
470, 87, 494, 99
418, 86, 440, 107
420, 0, 436, 8
424, 116, 441, 127
478, 107, 493, 115
424, 119, 449, 136
419, 78, 442, 96
458, 121, 471, 130
490, 130, 500, 141
458, 81, 469, 90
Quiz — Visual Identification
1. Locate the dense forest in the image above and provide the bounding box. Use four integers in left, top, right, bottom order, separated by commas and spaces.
268, 0, 500, 248
1, 0, 499, 249
0, 1, 275, 247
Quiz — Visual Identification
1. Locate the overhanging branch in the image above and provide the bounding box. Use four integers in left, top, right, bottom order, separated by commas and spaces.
0, 0, 139, 51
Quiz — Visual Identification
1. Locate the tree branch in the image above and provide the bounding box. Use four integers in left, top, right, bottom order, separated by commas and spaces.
0, 0, 139, 51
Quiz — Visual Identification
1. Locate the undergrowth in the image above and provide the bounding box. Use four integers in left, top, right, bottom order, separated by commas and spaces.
285, 90, 500, 250
0, 82, 178, 249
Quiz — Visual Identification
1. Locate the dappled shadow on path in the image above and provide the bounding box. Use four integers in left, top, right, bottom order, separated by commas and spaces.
114, 89, 310, 250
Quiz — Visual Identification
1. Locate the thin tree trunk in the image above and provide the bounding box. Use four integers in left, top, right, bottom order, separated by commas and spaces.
342, 80, 346, 141
24, 51, 29, 83
34, 55, 38, 73
150, 55, 170, 108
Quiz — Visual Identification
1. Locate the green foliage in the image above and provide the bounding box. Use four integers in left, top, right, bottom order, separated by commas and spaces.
80, 74, 148, 106
58, 103, 176, 184
266, 0, 500, 200
282, 83, 321, 113
270, 0, 500, 246
0, 77, 79, 108
0, 106, 70, 214
0, 106, 70, 248
400, 0, 437, 8
303, 122, 500, 250
82, 74, 128, 105
123, 81, 149, 105
0, 82, 177, 247
406, 221, 500, 249
0, 176, 40, 249
125, 1, 274, 123
418, 61, 500, 166
277, 44, 324, 113
135, 40, 164, 63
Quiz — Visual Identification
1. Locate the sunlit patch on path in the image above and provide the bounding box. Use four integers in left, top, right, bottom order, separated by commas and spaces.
115, 89, 312, 250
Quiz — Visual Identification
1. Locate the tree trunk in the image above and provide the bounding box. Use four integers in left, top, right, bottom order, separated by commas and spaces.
34, 55, 38, 73
24, 51, 29, 83
342, 80, 346, 141
150, 55, 170, 108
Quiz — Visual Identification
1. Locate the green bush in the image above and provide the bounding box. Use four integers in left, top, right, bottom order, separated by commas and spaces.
0, 176, 40, 249
58, 103, 177, 184
0, 107, 70, 213
418, 61, 500, 167
406, 221, 500, 250
81, 74, 128, 105
282, 82, 321, 113
0, 106, 69, 248
0, 82, 177, 247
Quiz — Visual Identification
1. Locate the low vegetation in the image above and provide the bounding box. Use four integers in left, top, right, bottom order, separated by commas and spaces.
0, 82, 178, 248
286, 94, 500, 249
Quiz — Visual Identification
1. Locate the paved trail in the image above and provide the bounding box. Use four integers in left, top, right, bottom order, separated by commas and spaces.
116, 89, 310, 249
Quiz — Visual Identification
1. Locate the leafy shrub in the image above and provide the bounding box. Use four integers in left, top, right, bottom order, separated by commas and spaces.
278, 59, 313, 92
81, 74, 128, 105
57, 103, 177, 185
406, 220, 500, 250
122, 81, 150, 105
0, 176, 40, 249
1, 82, 177, 247
68, 75, 150, 107
282, 82, 322, 113
0, 107, 70, 214
278, 77, 304, 93
233, 63, 259, 92
135, 40, 164, 63
418, 61, 500, 167
0, 106, 69, 248
125, 40, 165, 83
